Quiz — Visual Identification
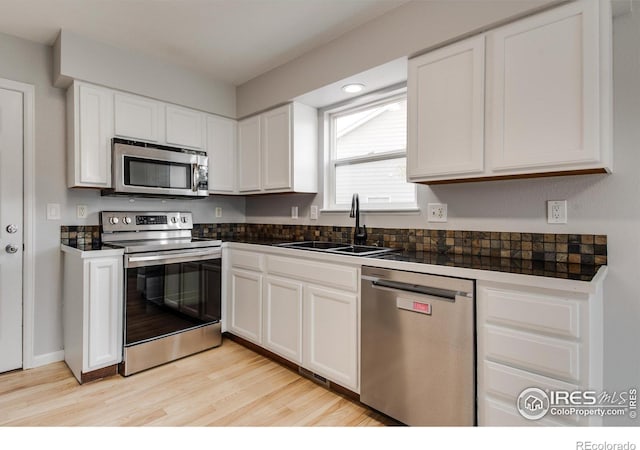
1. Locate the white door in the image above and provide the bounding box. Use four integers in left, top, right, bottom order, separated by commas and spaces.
407, 35, 485, 180
261, 104, 292, 191
0, 87, 24, 372
206, 115, 237, 194
487, 0, 601, 171
229, 268, 262, 344
237, 115, 261, 193
263, 276, 303, 364
303, 284, 358, 391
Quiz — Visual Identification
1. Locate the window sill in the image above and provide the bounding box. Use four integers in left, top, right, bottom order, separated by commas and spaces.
320, 207, 421, 214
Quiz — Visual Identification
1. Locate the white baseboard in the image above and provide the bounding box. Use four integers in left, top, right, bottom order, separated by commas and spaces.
30, 350, 65, 368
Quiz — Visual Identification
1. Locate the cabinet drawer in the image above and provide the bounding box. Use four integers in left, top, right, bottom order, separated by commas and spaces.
480, 397, 565, 427
229, 250, 264, 272
266, 255, 358, 292
482, 360, 581, 425
484, 325, 580, 383
482, 287, 580, 338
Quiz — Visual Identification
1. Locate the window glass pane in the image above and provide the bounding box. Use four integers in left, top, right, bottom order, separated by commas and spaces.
335, 157, 415, 206
335, 98, 407, 160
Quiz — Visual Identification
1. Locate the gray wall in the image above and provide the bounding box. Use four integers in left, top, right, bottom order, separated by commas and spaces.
0, 31, 245, 360
236, 0, 557, 117
55, 30, 237, 118
244, 4, 640, 425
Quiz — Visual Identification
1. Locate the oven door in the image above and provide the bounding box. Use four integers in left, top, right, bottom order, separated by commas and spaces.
124, 248, 221, 347
113, 142, 209, 197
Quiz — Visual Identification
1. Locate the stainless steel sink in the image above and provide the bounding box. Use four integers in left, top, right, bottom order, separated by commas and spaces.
276, 241, 398, 257
277, 241, 348, 250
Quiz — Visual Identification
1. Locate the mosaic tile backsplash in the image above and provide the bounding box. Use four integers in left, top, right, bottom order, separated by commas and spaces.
61, 223, 607, 266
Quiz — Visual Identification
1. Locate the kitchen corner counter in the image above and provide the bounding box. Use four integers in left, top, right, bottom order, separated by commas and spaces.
222, 241, 607, 295
61, 243, 124, 258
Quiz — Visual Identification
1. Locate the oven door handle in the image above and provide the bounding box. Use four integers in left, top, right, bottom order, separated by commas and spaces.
126, 248, 221, 268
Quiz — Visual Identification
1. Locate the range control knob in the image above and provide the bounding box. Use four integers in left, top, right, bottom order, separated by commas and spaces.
171, 217, 178, 223
110, 217, 119, 225
123, 217, 132, 224
181, 217, 188, 223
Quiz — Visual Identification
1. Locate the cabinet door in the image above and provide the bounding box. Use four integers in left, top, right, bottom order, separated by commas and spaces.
77, 84, 113, 187
263, 276, 303, 364
407, 35, 485, 179
487, 1, 602, 171
85, 257, 122, 371
303, 284, 358, 391
229, 268, 262, 344
261, 104, 292, 191
114, 93, 162, 143
237, 115, 262, 192
206, 115, 237, 193
166, 105, 205, 149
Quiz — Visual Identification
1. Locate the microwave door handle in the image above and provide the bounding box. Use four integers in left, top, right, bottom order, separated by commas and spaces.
192, 163, 199, 192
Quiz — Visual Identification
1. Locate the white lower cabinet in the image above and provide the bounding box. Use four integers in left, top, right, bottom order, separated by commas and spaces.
303, 284, 358, 391
477, 281, 603, 426
229, 268, 263, 344
263, 276, 303, 364
61, 247, 123, 383
226, 246, 360, 392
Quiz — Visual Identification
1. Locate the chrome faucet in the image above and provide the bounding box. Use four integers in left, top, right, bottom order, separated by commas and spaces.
349, 193, 367, 245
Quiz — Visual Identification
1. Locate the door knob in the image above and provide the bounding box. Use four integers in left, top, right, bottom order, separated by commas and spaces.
5, 244, 18, 254
6, 224, 17, 234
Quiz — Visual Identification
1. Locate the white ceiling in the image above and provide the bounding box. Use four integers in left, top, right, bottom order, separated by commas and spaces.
0, 0, 409, 86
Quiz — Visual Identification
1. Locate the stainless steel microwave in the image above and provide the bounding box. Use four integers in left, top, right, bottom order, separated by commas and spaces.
104, 139, 209, 198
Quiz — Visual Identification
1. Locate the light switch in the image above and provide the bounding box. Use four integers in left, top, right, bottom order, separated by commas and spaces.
215, 207, 223, 218
46, 203, 61, 221
310, 205, 318, 220
291, 206, 299, 219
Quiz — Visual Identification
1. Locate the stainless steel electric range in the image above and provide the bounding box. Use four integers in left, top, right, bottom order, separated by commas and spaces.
101, 211, 222, 376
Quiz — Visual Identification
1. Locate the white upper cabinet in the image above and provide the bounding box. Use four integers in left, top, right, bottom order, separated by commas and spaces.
407, 0, 612, 184
486, 0, 610, 174
165, 105, 206, 149
238, 115, 262, 193
261, 104, 292, 191
68, 81, 237, 191
407, 35, 485, 180
67, 81, 113, 188
237, 102, 318, 195
114, 93, 163, 143
206, 115, 237, 194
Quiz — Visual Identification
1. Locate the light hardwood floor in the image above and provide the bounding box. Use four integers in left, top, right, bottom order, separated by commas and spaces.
0, 338, 396, 426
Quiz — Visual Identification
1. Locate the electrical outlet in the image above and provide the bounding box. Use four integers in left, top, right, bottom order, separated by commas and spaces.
547, 200, 567, 224
215, 207, 222, 218
427, 203, 447, 222
291, 206, 299, 219
76, 204, 87, 219
310, 205, 318, 220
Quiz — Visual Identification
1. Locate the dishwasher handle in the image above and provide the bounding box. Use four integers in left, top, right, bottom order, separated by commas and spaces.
363, 276, 469, 301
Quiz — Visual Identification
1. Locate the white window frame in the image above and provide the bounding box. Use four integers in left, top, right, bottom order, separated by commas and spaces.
324, 90, 417, 212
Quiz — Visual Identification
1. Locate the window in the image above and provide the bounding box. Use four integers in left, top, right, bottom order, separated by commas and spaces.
326, 92, 417, 211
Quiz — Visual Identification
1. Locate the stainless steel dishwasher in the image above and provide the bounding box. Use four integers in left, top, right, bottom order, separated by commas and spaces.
360, 266, 475, 426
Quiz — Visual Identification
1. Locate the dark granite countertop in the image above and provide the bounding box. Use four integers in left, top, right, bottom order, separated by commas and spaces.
225, 239, 602, 282
61, 238, 602, 282
370, 251, 602, 282
61, 242, 107, 252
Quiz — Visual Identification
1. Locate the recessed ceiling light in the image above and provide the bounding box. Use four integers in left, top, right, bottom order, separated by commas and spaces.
342, 83, 365, 94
